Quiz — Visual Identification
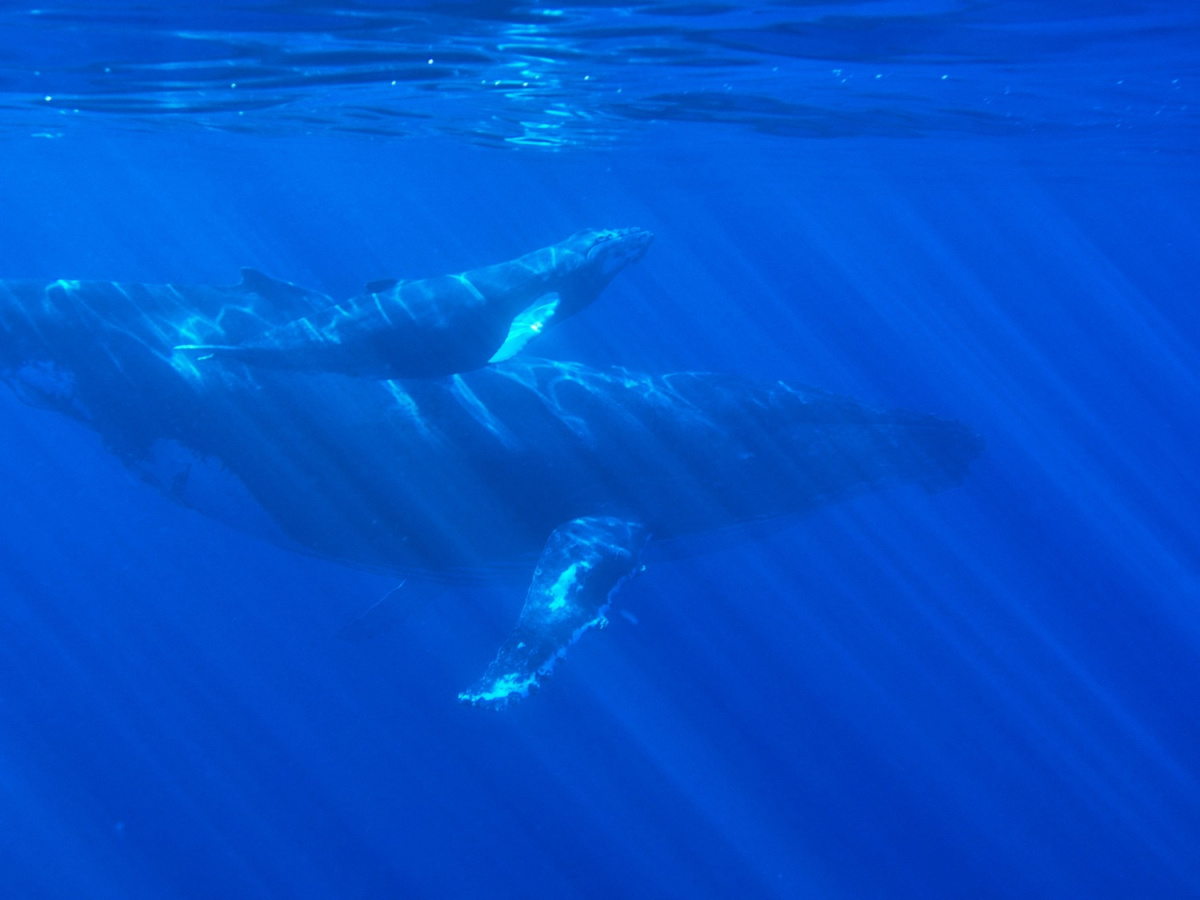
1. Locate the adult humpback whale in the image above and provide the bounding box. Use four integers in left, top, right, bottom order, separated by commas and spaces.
0, 244, 982, 706
176, 227, 654, 378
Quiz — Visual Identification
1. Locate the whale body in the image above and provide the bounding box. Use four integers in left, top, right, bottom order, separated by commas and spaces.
175, 227, 654, 378
0, 259, 981, 706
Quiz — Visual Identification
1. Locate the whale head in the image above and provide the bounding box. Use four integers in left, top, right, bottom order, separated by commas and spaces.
552, 227, 653, 312
581, 226, 654, 278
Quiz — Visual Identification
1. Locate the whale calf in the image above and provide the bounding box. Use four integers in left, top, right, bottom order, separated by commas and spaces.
175, 227, 654, 378
0, 254, 981, 707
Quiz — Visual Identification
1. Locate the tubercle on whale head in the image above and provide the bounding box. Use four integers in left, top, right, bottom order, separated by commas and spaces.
579, 226, 654, 275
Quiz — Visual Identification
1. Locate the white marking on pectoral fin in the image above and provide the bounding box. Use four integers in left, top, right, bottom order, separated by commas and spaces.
459, 516, 650, 708
487, 292, 561, 364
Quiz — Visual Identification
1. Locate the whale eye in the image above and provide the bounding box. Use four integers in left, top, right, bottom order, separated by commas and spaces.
585, 232, 616, 261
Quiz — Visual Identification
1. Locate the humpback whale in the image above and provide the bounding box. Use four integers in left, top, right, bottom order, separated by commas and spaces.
0, 246, 982, 707
175, 227, 654, 378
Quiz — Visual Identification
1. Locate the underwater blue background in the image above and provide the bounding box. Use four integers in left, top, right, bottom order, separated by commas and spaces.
1, 3, 1198, 897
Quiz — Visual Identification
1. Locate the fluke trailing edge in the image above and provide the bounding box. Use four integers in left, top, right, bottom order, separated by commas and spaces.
175, 227, 654, 379
0, 230, 982, 706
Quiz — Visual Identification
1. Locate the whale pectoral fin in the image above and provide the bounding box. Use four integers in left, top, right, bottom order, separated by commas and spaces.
487, 292, 562, 364
459, 516, 650, 708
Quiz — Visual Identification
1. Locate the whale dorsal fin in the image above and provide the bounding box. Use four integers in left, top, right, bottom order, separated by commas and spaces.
459, 516, 649, 707
364, 277, 399, 294
237, 268, 330, 313
488, 293, 561, 365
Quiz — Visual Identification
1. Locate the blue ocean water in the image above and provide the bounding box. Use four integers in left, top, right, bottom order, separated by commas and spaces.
0, 3, 1198, 897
